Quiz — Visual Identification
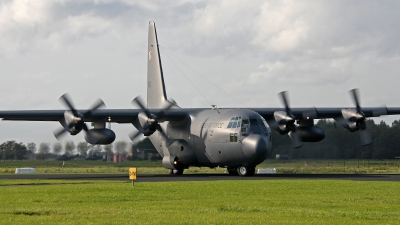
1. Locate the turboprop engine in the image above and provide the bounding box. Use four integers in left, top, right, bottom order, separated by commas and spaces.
53, 93, 107, 144
335, 89, 387, 146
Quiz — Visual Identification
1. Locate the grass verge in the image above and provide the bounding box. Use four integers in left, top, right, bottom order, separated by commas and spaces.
1, 159, 400, 174
0, 179, 399, 224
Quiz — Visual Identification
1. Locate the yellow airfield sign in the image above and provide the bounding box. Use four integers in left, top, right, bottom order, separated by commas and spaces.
129, 168, 137, 180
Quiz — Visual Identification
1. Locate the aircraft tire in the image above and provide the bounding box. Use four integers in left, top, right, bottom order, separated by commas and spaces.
237, 166, 256, 176
168, 169, 174, 175
227, 167, 238, 175
237, 166, 248, 176
173, 168, 184, 175
247, 167, 256, 176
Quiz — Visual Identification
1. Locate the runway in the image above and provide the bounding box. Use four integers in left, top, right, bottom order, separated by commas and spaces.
1, 173, 400, 182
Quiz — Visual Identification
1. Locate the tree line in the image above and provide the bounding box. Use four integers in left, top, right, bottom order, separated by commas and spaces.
0, 140, 134, 160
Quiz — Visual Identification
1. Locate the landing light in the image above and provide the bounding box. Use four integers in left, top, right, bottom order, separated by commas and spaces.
108, 117, 111, 121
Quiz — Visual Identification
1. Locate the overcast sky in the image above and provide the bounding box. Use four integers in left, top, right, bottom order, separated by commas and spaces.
1, 0, 400, 146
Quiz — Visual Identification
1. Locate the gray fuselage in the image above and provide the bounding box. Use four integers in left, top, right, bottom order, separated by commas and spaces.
149, 108, 271, 169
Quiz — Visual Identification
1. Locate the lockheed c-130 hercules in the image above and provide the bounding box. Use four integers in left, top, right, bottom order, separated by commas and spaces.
0, 21, 399, 176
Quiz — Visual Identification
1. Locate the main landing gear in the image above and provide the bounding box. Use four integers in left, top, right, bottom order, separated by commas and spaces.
227, 166, 256, 176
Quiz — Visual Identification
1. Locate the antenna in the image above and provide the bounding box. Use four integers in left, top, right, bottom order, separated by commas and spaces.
211, 105, 220, 114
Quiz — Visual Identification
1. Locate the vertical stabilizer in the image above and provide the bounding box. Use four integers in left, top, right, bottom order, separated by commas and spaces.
147, 21, 168, 109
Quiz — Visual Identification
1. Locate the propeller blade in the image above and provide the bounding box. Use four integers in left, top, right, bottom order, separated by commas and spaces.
84, 98, 106, 117
82, 123, 89, 132
349, 89, 361, 113
360, 128, 372, 146
59, 93, 78, 116
334, 116, 348, 129
132, 96, 152, 119
53, 127, 69, 140
266, 119, 279, 131
53, 122, 75, 140
289, 128, 302, 148
278, 91, 291, 114
156, 124, 173, 146
129, 130, 143, 141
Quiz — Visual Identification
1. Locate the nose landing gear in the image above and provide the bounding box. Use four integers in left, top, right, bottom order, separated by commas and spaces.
168, 168, 184, 175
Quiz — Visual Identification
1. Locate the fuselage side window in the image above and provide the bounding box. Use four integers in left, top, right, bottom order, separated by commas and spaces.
230, 133, 238, 142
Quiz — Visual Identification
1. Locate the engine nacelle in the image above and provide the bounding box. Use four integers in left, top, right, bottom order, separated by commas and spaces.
162, 156, 179, 170
84, 129, 116, 145
168, 140, 197, 165
289, 126, 325, 142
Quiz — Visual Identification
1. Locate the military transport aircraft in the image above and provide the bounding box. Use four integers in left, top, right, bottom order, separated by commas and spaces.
0, 21, 399, 176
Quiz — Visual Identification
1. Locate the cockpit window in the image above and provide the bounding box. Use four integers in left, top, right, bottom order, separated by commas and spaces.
227, 116, 243, 129
242, 119, 250, 125
261, 117, 269, 127
250, 119, 258, 125
232, 121, 238, 128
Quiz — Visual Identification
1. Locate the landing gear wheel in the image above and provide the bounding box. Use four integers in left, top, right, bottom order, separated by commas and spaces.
247, 167, 256, 176
237, 166, 256, 176
173, 168, 184, 175
168, 169, 174, 175
227, 167, 238, 175
237, 166, 248, 176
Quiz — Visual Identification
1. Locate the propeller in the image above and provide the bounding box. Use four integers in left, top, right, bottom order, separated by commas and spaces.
335, 89, 387, 146
349, 89, 371, 146
53, 93, 105, 144
129, 96, 174, 146
279, 91, 302, 148
267, 91, 302, 148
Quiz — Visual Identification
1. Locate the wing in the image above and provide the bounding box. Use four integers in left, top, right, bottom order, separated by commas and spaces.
0, 109, 188, 123
251, 107, 400, 120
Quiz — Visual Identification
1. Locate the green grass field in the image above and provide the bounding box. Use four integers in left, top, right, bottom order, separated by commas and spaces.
0, 179, 399, 224
1, 159, 399, 174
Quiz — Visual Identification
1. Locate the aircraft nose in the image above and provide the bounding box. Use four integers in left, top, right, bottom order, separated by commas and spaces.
242, 134, 268, 158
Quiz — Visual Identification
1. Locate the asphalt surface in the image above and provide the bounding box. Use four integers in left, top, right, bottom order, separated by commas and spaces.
1, 173, 400, 182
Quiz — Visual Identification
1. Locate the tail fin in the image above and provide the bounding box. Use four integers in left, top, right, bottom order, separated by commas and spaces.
147, 21, 169, 109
